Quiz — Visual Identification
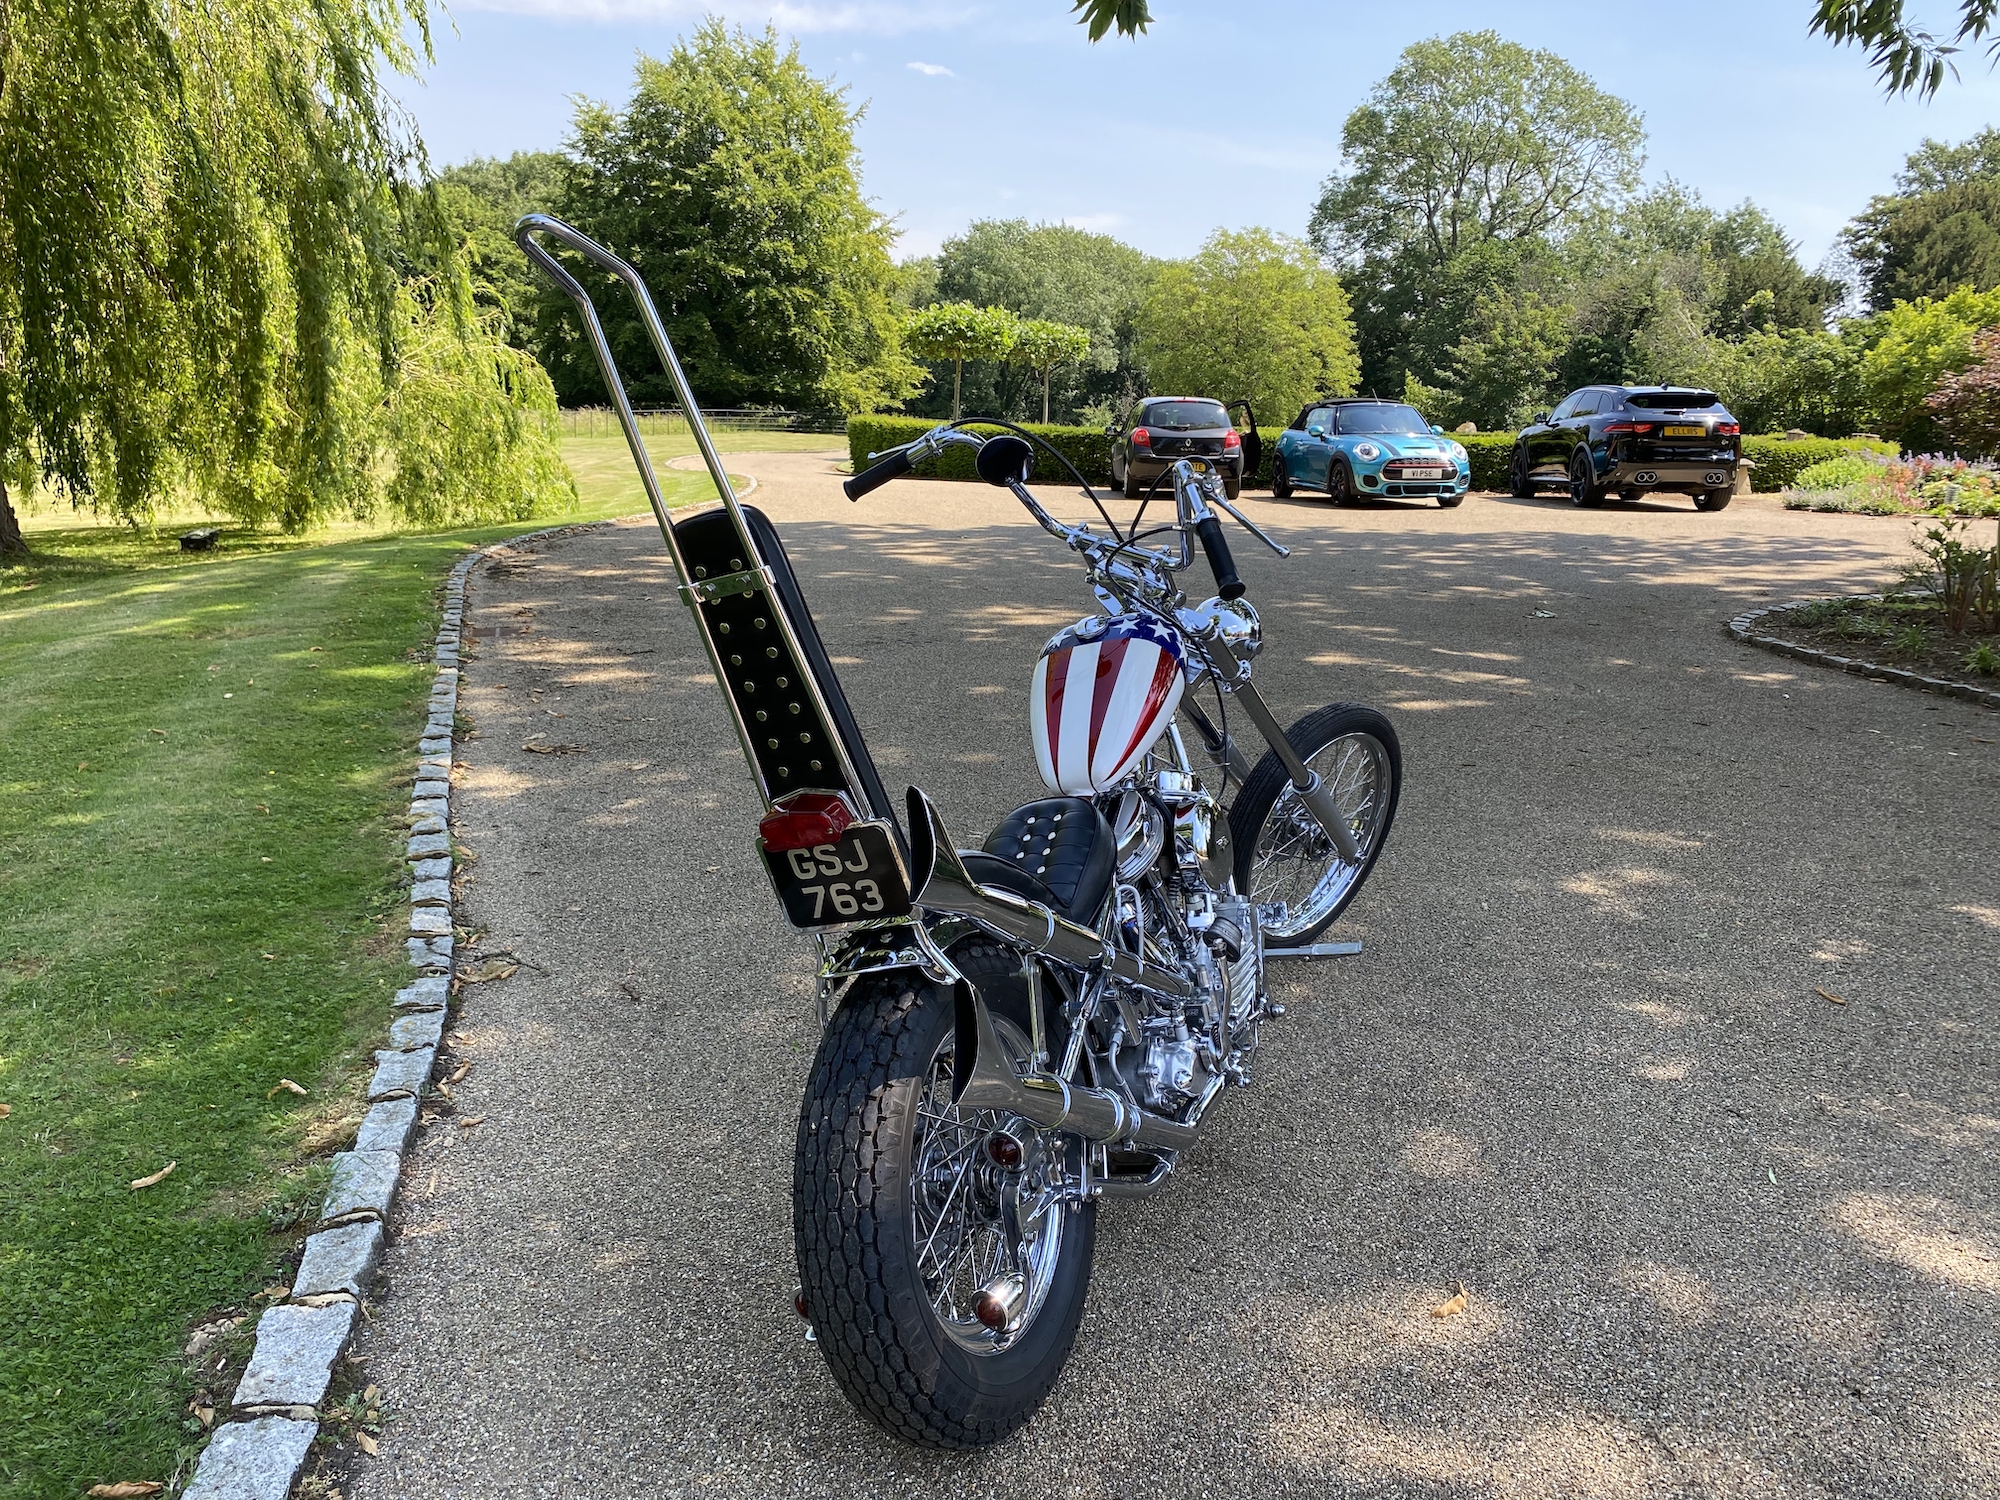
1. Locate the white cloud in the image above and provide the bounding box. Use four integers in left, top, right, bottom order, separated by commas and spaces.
906, 60, 954, 76
448, 0, 977, 32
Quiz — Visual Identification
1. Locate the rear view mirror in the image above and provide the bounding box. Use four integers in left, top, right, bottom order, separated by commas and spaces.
1431, 423, 1444, 433
974, 434, 1035, 488
1533, 412, 1550, 425
1103, 424, 1119, 438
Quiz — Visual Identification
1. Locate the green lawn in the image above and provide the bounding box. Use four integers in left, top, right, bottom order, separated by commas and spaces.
0, 432, 782, 1496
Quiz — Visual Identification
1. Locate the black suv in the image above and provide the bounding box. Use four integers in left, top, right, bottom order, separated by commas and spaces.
1511, 386, 1741, 511
1106, 397, 1245, 499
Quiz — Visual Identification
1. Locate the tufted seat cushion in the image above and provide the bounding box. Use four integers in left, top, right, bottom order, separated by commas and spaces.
958, 797, 1115, 925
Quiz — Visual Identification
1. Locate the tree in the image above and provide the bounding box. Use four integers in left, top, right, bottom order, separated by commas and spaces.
1857, 284, 2000, 443
1076, 2, 2000, 101
1924, 324, 2000, 453
1011, 321, 1093, 424
903, 304, 1019, 419
545, 22, 922, 415
432, 152, 567, 348
1134, 229, 1358, 418
1844, 129, 2000, 310
0, 0, 447, 549
926, 218, 1155, 424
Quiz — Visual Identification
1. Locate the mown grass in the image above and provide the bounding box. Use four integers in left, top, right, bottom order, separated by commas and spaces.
0, 434, 754, 1496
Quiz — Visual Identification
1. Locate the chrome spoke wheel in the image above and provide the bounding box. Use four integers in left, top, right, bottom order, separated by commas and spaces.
1243, 728, 1395, 943
910, 1015, 1069, 1355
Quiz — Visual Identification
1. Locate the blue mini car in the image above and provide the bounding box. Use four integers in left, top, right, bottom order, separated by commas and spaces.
1270, 399, 1469, 508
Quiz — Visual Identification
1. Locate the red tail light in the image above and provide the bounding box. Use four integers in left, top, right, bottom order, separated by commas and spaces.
1222, 429, 1241, 450
1130, 426, 1151, 447
1601, 421, 1654, 436
758, 791, 853, 852
1715, 421, 1740, 436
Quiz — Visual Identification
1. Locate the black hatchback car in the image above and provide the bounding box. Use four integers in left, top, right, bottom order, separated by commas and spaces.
1511, 386, 1741, 511
1106, 396, 1245, 499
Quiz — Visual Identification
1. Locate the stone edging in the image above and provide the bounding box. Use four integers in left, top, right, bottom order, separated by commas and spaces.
178, 519, 618, 1498
1728, 593, 2000, 710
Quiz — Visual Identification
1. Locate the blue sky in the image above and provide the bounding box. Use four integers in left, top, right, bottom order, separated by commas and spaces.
399, 0, 2000, 266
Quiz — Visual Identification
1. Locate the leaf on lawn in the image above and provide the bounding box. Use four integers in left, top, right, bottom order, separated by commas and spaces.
356, 1431, 380, 1456
129, 1161, 177, 1191
1815, 986, 1848, 1006
1430, 1281, 1469, 1319
459, 957, 519, 984
448, 1061, 471, 1085
265, 1078, 307, 1098
195, 1404, 214, 1428
259, 1283, 290, 1300
364, 1383, 380, 1403
521, 739, 586, 755
0, 1103, 10, 1119
148, 728, 167, 737
88, 1483, 163, 1497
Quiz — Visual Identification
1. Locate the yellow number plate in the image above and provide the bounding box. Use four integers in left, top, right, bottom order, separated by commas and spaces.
1663, 424, 1705, 437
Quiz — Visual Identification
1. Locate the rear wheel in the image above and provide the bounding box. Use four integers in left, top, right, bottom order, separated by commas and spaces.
795, 941, 1095, 1449
1568, 449, 1606, 508
1694, 487, 1732, 512
1229, 703, 1402, 945
1270, 453, 1293, 499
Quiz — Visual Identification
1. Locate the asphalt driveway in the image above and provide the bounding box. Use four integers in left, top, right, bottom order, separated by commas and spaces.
349, 456, 1998, 1500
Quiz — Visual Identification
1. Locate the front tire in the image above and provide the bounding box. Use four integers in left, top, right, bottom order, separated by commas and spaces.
1229, 703, 1402, 945
795, 943, 1095, 1448
1328, 456, 1356, 506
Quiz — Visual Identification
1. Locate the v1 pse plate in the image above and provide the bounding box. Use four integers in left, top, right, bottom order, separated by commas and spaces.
760, 821, 913, 929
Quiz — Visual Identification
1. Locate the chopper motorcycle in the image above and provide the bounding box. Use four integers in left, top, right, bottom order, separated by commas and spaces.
516, 214, 1403, 1449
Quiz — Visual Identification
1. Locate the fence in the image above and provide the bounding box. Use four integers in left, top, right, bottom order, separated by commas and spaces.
559, 406, 848, 439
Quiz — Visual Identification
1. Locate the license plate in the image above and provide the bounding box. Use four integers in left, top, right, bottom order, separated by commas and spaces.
1663, 425, 1705, 437
1399, 467, 1445, 480
760, 821, 912, 929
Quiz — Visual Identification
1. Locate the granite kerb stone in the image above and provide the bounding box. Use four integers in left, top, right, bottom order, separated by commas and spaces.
181, 1415, 319, 1499
291, 1219, 383, 1298
319, 1150, 401, 1224
231, 1299, 358, 1409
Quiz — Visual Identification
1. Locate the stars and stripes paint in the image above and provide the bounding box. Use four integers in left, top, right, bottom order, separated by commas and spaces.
1030, 614, 1187, 795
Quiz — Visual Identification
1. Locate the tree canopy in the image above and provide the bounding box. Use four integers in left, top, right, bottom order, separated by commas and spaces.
1011, 320, 1094, 423
1843, 128, 2000, 310
903, 303, 1019, 419
1134, 229, 1358, 417
541, 23, 920, 415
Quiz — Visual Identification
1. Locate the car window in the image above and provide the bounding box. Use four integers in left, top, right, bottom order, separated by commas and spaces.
1625, 389, 1723, 410
1302, 405, 1334, 431
1330, 402, 1433, 436
1142, 400, 1228, 430
1548, 393, 1580, 421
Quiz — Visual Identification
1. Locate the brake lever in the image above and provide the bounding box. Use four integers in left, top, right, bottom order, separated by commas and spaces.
1207, 490, 1291, 558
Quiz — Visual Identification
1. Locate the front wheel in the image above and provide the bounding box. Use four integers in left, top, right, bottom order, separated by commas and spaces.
794, 942, 1095, 1448
1229, 703, 1402, 945
1327, 456, 1355, 506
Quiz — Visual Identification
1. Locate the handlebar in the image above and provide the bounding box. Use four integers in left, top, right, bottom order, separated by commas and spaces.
843, 447, 913, 500
1192, 514, 1245, 601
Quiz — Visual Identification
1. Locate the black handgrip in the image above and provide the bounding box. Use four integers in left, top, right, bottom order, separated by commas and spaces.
1194, 515, 1245, 601
843, 447, 913, 500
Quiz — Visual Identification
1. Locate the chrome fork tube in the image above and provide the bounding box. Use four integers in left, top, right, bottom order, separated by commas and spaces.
1192, 629, 1362, 865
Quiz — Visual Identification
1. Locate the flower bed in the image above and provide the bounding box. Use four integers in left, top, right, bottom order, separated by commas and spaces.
1782, 452, 2000, 516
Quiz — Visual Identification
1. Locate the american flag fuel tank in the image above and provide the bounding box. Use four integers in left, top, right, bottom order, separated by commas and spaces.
1029, 613, 1188, 796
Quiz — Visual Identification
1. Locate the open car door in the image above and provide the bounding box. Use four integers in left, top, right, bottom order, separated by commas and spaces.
1225, 400, 1261, 481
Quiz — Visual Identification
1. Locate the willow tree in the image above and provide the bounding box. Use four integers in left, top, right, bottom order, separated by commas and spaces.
0, 0, 503, 551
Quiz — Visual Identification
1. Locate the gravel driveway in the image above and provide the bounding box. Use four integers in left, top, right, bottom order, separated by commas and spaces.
349, 455, 1998, 1500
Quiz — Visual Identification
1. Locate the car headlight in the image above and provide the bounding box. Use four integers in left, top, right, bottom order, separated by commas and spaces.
1452, 442, 1468, 463
1354, 442, 1381, 462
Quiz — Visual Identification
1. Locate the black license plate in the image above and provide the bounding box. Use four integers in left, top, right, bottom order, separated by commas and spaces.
760, 821, 913, 929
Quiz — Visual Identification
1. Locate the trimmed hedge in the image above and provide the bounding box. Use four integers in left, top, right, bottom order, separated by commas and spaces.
849, 416, 1898, 495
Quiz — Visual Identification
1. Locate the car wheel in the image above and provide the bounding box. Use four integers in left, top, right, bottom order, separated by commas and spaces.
1271, 454, 1293, 500
1694, 487, 1732, 512
1568, 450, 1605, 508
1225, 479, 1241, 501
1328, 457, 1355, 506
1509, 447, 1534, 498
1123, 464, 1144, 498
1436, 490, 1463, 509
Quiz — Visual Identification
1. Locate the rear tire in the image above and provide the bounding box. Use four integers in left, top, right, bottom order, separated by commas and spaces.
795, 942, 1095, 1449
1568, 450, 1606, 508
1229, 703, 1401, 945
1271, 454, 1293, 499
1694, 488, 1732, 512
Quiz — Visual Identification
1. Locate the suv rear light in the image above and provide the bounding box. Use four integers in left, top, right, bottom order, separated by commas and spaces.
1222, 429, 1241, 450
759, 791, 853, 852
1601, 421, 1654, 436
1714, 421, 1740, 437
1130, 427, 1151, 447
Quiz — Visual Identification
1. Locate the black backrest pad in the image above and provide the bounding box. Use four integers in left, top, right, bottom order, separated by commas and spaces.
670, 505, 901, 842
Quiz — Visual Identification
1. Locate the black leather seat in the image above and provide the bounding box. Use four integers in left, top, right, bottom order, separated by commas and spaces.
960, 797, 1115, 924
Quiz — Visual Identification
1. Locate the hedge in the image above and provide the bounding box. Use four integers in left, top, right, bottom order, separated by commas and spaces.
849, 416, 1897, 495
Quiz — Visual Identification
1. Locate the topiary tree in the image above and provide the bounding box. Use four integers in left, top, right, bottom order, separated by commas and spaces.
1010, 320, 1092, 424
903, 303, 1019, 419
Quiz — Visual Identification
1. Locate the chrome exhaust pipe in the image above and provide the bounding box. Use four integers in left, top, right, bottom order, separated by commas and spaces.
952, 978, 1198, 1153
903, 786, 1199, 1154
904, 787, 1191, 1002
